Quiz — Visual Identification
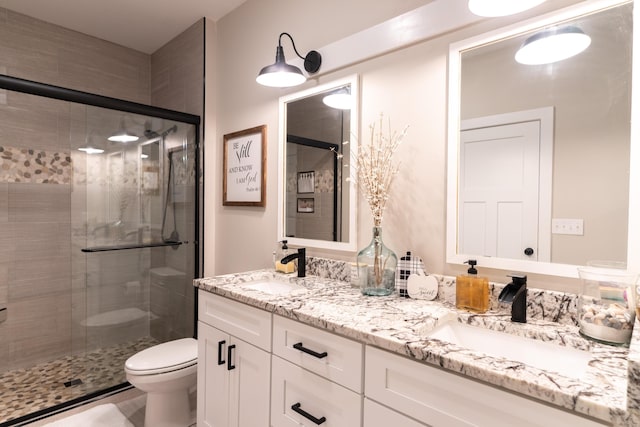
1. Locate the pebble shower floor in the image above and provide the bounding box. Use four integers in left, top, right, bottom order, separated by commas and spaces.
0, 337, 157, 424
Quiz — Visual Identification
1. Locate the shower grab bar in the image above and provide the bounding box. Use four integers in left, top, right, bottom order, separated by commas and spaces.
81, 240, 183, 253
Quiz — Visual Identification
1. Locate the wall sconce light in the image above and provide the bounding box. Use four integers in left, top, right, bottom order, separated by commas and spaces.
322, 87, 353, 110
515, 26, 591, 65
256, 32, 322, 87
468, 0, 546, 17
108, 116, 139, 142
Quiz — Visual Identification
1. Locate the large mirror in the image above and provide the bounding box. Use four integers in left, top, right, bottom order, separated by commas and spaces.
277, 75, 359, 251
447, 0, 640, 277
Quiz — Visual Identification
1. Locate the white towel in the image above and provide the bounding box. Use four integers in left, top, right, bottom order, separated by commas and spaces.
43, 403, 133, 427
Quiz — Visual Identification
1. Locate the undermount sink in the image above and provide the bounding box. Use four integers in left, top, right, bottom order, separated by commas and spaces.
428, 320, 592, 380
241, 279, 306, 295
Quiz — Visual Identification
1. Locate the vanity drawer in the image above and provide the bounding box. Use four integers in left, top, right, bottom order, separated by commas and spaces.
364, 398, 427, 427
273, 315, 363, 392
198, 290, 272, 351
271, 356, 361, 427
365, 346, 607, 427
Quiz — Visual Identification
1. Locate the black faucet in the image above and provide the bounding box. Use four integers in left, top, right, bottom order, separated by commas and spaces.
498, 274, 527, 323
280, 248, 306, 278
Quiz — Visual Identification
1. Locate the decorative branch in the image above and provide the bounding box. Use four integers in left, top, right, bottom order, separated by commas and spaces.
353, 114, 408, 227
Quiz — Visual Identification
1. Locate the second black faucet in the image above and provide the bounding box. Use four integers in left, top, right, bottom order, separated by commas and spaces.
498, 274, 527, 323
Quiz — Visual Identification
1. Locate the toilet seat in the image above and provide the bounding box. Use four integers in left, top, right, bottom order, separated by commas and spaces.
125, 338, 197, 375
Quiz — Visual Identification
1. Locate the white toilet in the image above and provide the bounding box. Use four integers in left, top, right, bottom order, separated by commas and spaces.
125, 338, 198, 427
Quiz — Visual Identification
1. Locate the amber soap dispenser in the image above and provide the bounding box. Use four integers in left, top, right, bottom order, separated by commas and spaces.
456, 259, 489, 313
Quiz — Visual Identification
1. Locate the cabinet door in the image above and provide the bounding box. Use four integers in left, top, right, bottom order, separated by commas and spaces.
197, 322, 230, 427
228, 337, 271, 427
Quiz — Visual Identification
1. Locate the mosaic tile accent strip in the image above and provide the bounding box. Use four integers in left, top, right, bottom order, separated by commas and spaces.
0, 336, 158, 424
0, 145, 72, 184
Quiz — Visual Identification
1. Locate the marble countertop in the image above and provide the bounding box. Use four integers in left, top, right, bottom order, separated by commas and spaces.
195, 269, 640, 426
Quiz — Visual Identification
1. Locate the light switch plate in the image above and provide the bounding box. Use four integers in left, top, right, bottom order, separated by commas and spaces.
552, 218, 584, 235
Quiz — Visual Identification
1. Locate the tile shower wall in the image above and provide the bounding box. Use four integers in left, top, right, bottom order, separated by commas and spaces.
0, 6, 151, 371
148, 20, 203, 342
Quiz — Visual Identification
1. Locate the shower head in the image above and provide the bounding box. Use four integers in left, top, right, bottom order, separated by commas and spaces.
144, 129, 160, 138
144, 125, 177, 140
162, 125, 178, 137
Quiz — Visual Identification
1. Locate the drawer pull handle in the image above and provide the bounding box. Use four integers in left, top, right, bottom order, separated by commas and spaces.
227, 344, 236, 370
217, 340, 226, 365
291, 402, 326, 425
293, 342, 328, 359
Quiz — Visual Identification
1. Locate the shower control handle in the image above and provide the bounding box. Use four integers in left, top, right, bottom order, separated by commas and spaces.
227, 344, 236, 371
217, 340, 226, 365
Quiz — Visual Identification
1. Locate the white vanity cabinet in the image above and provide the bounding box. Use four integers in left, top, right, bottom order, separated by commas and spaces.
197, 291, 271, 427
270, 315, 363, 426
364, 346, 608, 427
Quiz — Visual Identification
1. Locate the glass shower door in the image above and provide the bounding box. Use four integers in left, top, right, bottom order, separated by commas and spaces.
70, 104, 198, 397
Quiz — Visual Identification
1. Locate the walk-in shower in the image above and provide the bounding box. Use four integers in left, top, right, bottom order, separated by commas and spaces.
0, 76, 201, 425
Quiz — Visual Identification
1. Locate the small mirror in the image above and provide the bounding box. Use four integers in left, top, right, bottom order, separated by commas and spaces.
447, 0, 639, 277
278, 75, 359, 251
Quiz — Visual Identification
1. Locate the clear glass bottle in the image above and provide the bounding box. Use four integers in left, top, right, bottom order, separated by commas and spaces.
357, 227, 398, 296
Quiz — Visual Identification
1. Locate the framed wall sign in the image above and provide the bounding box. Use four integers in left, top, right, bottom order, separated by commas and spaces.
297, 171, 315, 194
223, 125, 267, 206
297, 198, 315, 213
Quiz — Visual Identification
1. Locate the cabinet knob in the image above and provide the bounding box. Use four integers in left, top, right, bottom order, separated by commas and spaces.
524, 247, 534, 256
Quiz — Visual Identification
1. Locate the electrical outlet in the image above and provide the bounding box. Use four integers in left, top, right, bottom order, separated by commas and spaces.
552, 218, 584, 235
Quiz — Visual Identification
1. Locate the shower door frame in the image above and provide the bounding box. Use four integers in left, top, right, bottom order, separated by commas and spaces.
0, 73, 202, 426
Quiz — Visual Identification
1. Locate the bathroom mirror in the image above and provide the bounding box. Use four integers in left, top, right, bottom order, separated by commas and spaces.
447, 0, 640, 277
277, 75, 359, 251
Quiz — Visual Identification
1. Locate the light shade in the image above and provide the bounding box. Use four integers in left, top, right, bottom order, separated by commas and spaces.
256, 46, 306, 87
468, 0, 546, 17
108, 116, 139, 142
323, 88, 353, 110
256, 33, 322, 88
515, 26, 591, 65
108, 131, 139, 143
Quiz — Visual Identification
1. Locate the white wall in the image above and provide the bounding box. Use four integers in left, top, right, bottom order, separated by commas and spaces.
206, 0, 435, 276
206, 0, 606, 292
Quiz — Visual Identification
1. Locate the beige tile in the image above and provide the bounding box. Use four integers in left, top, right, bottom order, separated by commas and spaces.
6, 292, 73, 369
9, 256, 71, 291
8, 182, 71, 222
151, 20, 203, 115
0, 8, 151, 104
11, 221, 71, 261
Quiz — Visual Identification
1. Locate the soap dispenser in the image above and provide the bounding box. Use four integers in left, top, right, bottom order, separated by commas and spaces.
275, 240, 296, 274
456, 260, 489, 313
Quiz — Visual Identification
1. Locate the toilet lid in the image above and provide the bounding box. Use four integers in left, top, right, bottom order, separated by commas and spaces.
125, 338, 197, 374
